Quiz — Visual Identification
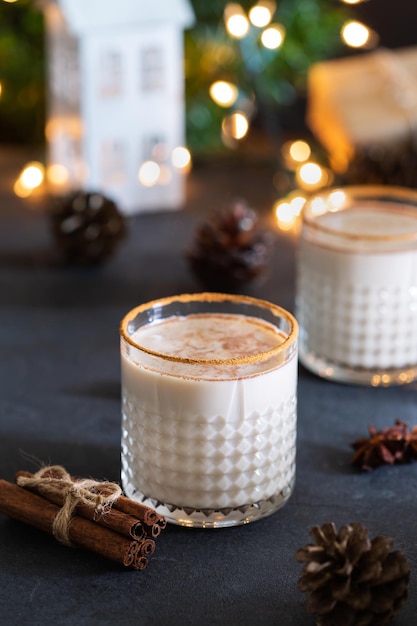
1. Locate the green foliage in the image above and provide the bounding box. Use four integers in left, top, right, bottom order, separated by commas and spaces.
186, 0, 350, 155
0, 0, 349, 154
0, 0, 45, 144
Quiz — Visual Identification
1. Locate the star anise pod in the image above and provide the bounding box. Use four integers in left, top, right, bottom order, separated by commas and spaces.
351, 420, 417, 471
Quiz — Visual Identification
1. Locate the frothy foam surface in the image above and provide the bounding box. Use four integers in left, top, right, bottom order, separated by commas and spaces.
131, 313, 285, 361
317, 206, 417, 237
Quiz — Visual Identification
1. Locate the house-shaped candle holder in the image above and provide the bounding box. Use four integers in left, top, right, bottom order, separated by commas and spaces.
42, 0, 194, 214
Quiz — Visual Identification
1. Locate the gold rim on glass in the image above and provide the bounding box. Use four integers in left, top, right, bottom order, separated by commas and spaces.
120, 292, 298, 366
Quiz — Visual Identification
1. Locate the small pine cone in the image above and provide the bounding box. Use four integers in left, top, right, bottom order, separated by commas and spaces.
50, 190, 126, 266
296, 522, 410, 626
186, 199, 273, 291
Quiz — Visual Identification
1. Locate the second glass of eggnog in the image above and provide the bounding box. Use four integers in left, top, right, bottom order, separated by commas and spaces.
120, 293, 298, 528
296, 186, 417, 386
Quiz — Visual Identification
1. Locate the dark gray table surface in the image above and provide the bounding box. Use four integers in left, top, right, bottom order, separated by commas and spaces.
1, 147, 416, 625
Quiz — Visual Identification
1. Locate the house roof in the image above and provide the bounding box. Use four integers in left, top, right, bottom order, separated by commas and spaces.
56, 0, 194, 34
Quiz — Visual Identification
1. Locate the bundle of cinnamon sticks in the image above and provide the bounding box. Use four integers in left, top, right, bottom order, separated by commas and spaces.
0, 467, 166, 570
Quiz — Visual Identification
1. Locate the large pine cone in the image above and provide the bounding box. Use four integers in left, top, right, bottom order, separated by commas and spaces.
50, 191, 126, 266
186, 199, 273, 292
296, 522, 410, 626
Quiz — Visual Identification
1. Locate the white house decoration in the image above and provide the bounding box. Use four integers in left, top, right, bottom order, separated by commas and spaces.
42, 0, 194, 214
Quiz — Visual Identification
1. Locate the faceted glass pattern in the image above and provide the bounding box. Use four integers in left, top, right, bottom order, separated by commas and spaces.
298, 273, 417, 372
122, 393, 296, 528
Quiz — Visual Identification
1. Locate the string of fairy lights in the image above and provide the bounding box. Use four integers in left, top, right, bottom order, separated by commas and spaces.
4, 0, 379, 225
215, 1, 379, 233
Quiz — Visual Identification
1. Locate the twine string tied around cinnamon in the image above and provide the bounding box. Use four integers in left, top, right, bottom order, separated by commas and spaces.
16, 465, 122, 546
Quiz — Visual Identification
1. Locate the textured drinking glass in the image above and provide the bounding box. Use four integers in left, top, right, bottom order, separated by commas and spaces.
120, 293, 298, 528
296, 186, 417, 386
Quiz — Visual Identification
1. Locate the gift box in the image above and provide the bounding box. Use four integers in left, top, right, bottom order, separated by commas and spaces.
306, 46, 417, 186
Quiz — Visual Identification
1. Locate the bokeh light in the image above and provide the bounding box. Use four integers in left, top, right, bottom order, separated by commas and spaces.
289, 140, 311, 163
224, 4, 250, 38
222, 112, 249, 140
274, 193, 306, 232
47, 163, 70, 186
209, 80, 239, 107
261, 24, 285, 49
171, 146, 191, 170
138, 161, 160, 187
14, 161, 45, 198
296, 162, 326, 190
341, 20, 371, 47
249, 2, 274, 27
20, 163, 44, 189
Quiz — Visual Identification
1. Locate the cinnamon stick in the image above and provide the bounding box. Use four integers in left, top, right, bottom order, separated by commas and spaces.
137, 537, 156, 556
19, 466, 166, 538
111, 494, 167, 538
15, 470, 146, 541
0, 479, 146, 570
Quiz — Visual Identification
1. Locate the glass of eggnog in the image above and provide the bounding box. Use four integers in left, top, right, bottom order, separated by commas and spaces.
120, 293, 298, 528
296, 186, 417, 386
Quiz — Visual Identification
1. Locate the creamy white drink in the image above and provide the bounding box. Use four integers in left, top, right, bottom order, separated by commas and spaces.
296, 188, 417, 385
120, 294, 298, 527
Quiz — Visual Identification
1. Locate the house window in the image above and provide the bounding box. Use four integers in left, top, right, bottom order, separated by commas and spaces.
142, 136, 168, 162
100, 140, 127, 185
138, 136, 172, 187
140, 48, 164, 91
50, 39, 80, 107
98, 50, 123, 97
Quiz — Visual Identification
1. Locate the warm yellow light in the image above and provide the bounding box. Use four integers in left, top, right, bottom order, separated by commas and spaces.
310, 196, 327, 216
227, 14, 250, 38
281, 140, 308, 170
341, 20, 370, 48
261, 24, 285, 50
47, 163, 70, 186
328, 190, 347, 210
224, 4, 250, 38
274, 202, 293, 228
138, 161, 160, 187
209, 80, 239, 107
297, 162, 325, 189
289, 194, 307, 215
289, 140, 311, 163
14, 179, 32, 198
3, 0, 19, 3
341, 0, 365, 3
14, 161, 44, 198
19, 162, 45, 190
222, 112, 249, 140
0, 82, 2, 97
249, 2, 274, 28
274, 195, 305, 232
171, 146, 191, 170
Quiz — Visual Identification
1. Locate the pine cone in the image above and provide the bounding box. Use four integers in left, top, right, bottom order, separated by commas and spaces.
186, 199, 273, 291
296, 522, 410, 626
50, 191, 126, 266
